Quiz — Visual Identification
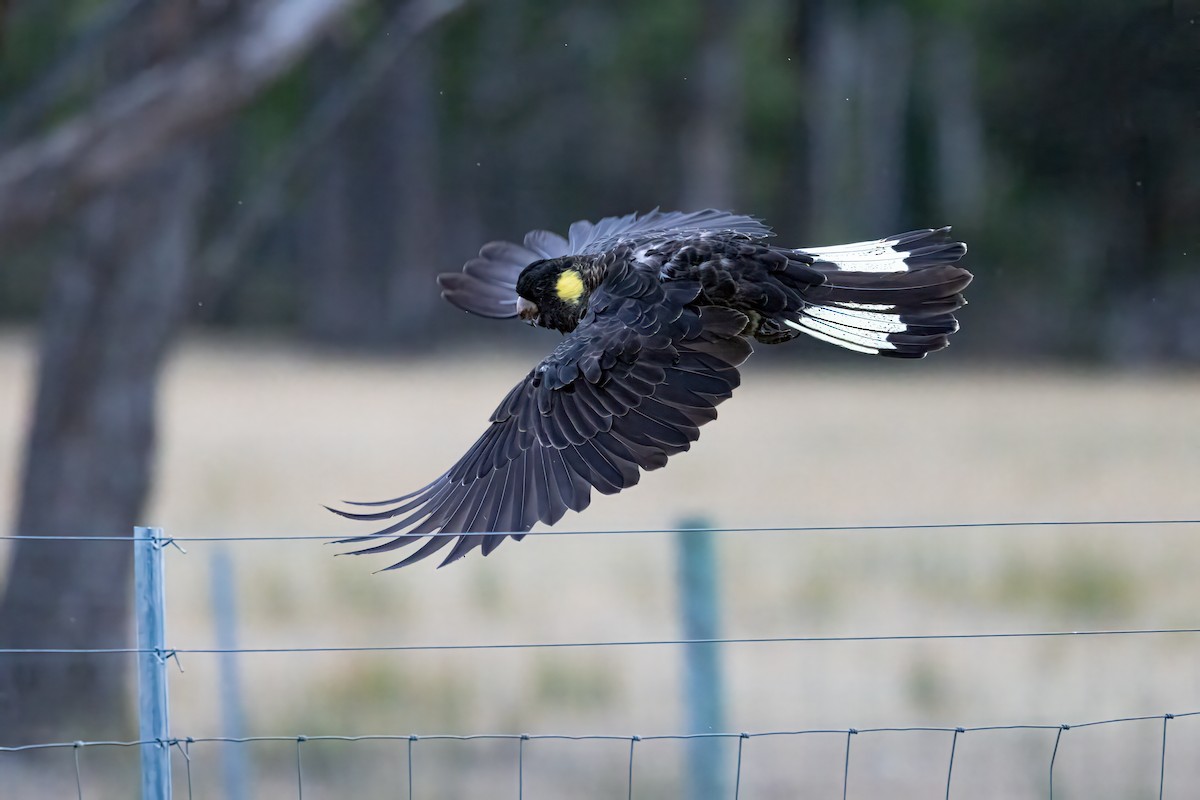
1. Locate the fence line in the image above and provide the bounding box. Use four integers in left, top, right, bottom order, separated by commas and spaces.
4, 523, 1199, 798
5, 714, 1196, 800
0, 517, 1197, 542
5, 626, 1200, 658
6, 712, 1197, 754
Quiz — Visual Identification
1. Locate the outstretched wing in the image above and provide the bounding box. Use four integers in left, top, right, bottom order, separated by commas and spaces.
569, 208, 773, 255
436, 209, 773, 318
435, 227, 570, 318
331, 268, 752, 569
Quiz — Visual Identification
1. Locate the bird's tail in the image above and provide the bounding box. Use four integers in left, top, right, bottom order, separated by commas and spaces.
787, 228, 972, 358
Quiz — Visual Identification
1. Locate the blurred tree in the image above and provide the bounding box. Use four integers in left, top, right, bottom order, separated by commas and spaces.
300, 41, 394, 343
803, 1, 857, 240
0, 145, 207, 743
800, 0, 918, 240
194, 0, 465, 331
385, 33, 444, 341
0, 0, 375, 745
681, 0, 742, 211
923, 18, 986, 227
0, 0, 364, 240
856, 3, 913, 234
978, 0, 1199, 358
1, 0, 1195, 359
297, 22, 447, 345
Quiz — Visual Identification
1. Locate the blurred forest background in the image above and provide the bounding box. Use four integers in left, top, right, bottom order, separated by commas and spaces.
0, 0, 1198, 793
2, 0, 1197, 356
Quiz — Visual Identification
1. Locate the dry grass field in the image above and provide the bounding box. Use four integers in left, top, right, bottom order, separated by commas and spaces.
2, 331, 1199, 798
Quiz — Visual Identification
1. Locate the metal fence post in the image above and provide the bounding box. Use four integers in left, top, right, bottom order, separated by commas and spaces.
676, 516, 727, 800
134, 526, 172, 799
210, 547, 249, 800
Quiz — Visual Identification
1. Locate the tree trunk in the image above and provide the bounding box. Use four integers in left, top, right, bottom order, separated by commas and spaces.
926, 22, 986, 226
855, 4, 912, 233
385, 33, 443, 343
0, 145, 206, 746
680, 0, 742, 211
804, 2, 856, 239
300, 45, 396, 346
299, 54, 372, 345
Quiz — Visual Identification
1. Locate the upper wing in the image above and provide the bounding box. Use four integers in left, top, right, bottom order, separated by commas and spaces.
569, 208, 773, 255
435, 235, 559, 319
436, 209, 773, 318
332, 269, 753, 569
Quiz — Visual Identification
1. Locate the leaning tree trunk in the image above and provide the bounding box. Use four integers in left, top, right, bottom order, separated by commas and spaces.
0, 145, 206, 746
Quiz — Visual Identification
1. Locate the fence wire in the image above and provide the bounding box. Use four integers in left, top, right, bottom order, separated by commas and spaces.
2, 519, 1198, 798
4, 712, 1197, 800
0, 517, 1197, 542
4, 625, 1200, 658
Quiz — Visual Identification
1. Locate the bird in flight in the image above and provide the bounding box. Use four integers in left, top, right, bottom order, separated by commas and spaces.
332, 209, 970, 569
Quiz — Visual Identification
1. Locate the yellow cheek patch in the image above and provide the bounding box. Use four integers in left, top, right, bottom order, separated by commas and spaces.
555, 269, 585, 304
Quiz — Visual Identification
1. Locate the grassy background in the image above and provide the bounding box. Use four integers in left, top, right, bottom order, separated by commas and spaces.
2, 333, 1199, 797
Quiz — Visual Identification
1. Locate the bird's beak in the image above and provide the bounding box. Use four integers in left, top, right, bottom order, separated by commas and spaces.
517, 296, 539, 323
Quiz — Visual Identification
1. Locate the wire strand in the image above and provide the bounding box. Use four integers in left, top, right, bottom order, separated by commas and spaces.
5, 714, 1195, 753
72, 741, 83, 800
1159, 714, 1172, 800
733, 734, 747, 800
1049, 725, 1066, 800
626, 736, 638, 800
945, 727, 965, 800
5, 626, 1200, 657
842, 729, 855, 800
0, 518, 1196, 543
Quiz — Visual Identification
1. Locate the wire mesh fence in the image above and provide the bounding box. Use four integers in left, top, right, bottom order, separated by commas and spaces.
4, 713, 1200, 800
2, 520, 1199, 798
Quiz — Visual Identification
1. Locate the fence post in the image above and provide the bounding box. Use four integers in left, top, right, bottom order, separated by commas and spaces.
210, 547, 250, 800
676, 516, 727, 800
134, 526, 172, 800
